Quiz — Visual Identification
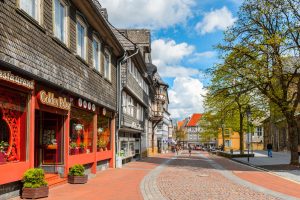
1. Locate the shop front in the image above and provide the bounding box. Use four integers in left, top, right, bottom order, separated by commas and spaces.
118, 131, 141, 164
0, 69, 34, 187
67, 98, 115, 174
35, 88, 70, 174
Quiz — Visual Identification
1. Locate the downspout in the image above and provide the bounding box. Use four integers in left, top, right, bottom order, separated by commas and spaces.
116, 47, 139, 168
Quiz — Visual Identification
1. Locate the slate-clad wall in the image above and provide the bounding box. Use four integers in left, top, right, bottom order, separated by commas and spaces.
0, 0, 117, 110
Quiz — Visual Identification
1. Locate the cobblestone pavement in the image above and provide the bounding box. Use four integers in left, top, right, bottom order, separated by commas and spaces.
157, 151, 297, 200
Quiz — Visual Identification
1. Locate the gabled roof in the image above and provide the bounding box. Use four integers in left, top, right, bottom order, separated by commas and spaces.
177, 120, 185, 129
186, 113, 202, 127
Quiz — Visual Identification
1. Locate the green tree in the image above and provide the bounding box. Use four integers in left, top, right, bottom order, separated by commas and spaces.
218, 0, 300, 165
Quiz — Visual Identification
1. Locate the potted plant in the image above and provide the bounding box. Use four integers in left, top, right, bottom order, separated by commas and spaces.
0, 141, 9, 163
21, 168, 48, 199
68, 164, 88, 184
79, 143, 86, 154
0, 141, 9, 152
70, 142, 78, 155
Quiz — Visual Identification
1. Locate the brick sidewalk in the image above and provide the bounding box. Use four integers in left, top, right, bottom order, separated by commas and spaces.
157, 151, 281, 200
11, 153, 174, 200
209, 152, 300, 199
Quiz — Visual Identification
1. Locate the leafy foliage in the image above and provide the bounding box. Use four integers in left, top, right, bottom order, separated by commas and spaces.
69, 164, 85, 176
22, 168, 47, 188
212, 0, 300, 164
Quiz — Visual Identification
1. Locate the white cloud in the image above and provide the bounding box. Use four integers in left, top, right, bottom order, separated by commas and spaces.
159, 65, 200, 78
99, 0, 195, 29
195, 6, 237, 35
169, 77, 207, 118
151, 39, 207, 118
189, 51, 217, 63
152, 39, 195, 66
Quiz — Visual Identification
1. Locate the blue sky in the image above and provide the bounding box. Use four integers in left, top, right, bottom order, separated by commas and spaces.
100, 0, 242, 119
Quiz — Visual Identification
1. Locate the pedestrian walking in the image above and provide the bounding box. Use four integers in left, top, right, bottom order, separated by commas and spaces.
267, 143, 273, 157
188, 145, 192, 157
175, 145, 179, 155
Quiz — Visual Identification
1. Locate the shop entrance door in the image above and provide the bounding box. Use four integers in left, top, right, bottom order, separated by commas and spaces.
35, 111, 64, 173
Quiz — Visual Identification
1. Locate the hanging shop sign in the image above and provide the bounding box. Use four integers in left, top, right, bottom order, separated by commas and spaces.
77, 98, 96, 112
0, 70, 34, 89
38, 90, 71, 111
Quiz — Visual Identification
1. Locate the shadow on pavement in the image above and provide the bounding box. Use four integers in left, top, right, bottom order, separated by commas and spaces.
134, 151, 258, 172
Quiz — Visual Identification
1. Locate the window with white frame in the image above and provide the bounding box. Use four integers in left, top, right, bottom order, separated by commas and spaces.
92, 36, 101, 72
257, 127, 263, 136
20, 0, 41, 22
136, 104, 143, 121
76, 17, 87, 59
137, 104, 140, 120
128, 95, 133, 116
53, 0, 68, 44
128, 59, 132, 73
122, 92, 127, 114
104, 49, 111, 80
122, 92, 134, 117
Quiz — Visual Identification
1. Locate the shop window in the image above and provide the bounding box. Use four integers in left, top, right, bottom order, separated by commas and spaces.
0, 113, 10, 156
69, 108, 93, 155
97, 116, 111, 152
0, 88, 27, 163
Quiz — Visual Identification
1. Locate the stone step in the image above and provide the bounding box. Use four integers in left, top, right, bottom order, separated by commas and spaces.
45, 173, 67, 188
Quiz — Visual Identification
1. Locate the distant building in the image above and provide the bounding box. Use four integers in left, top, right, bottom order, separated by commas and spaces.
185, 114, 203, 147
218, 128, 241, 151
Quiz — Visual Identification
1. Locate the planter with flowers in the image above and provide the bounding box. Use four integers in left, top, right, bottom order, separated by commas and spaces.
70, 142, 78, 155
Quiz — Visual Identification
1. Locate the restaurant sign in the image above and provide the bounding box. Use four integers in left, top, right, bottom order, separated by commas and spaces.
38, 90, 71, 111
0, 70, 34, 89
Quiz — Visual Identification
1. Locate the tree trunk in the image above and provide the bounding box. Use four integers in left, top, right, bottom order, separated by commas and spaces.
239, 112, 244, 154
285, 114, 299, 165
221, 125, 225, 151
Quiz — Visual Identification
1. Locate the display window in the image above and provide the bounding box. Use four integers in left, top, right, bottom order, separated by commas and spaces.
97, 116, 111, 152
0, 87, 27, 163
69, 108, 93, 155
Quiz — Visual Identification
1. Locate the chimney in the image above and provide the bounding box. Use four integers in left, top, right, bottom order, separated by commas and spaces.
100, 8, 108, 20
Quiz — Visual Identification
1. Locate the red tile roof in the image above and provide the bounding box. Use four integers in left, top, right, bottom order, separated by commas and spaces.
177, 120, 185, 129
186, 113, 202, 127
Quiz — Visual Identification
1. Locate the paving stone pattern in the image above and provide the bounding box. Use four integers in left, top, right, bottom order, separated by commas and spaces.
157, 152, 280, 200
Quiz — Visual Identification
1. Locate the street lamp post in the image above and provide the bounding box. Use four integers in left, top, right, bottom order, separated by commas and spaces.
246, 106, 251, 162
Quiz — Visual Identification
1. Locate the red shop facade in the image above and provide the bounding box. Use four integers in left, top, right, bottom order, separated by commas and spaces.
0, 69, 115, 187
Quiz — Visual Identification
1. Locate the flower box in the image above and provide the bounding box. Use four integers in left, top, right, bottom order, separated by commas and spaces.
22, 186, 49, 199
68, 175, 88, 184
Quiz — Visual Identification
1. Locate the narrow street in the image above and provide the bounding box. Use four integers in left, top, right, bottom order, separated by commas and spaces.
11, 151, 300, 200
